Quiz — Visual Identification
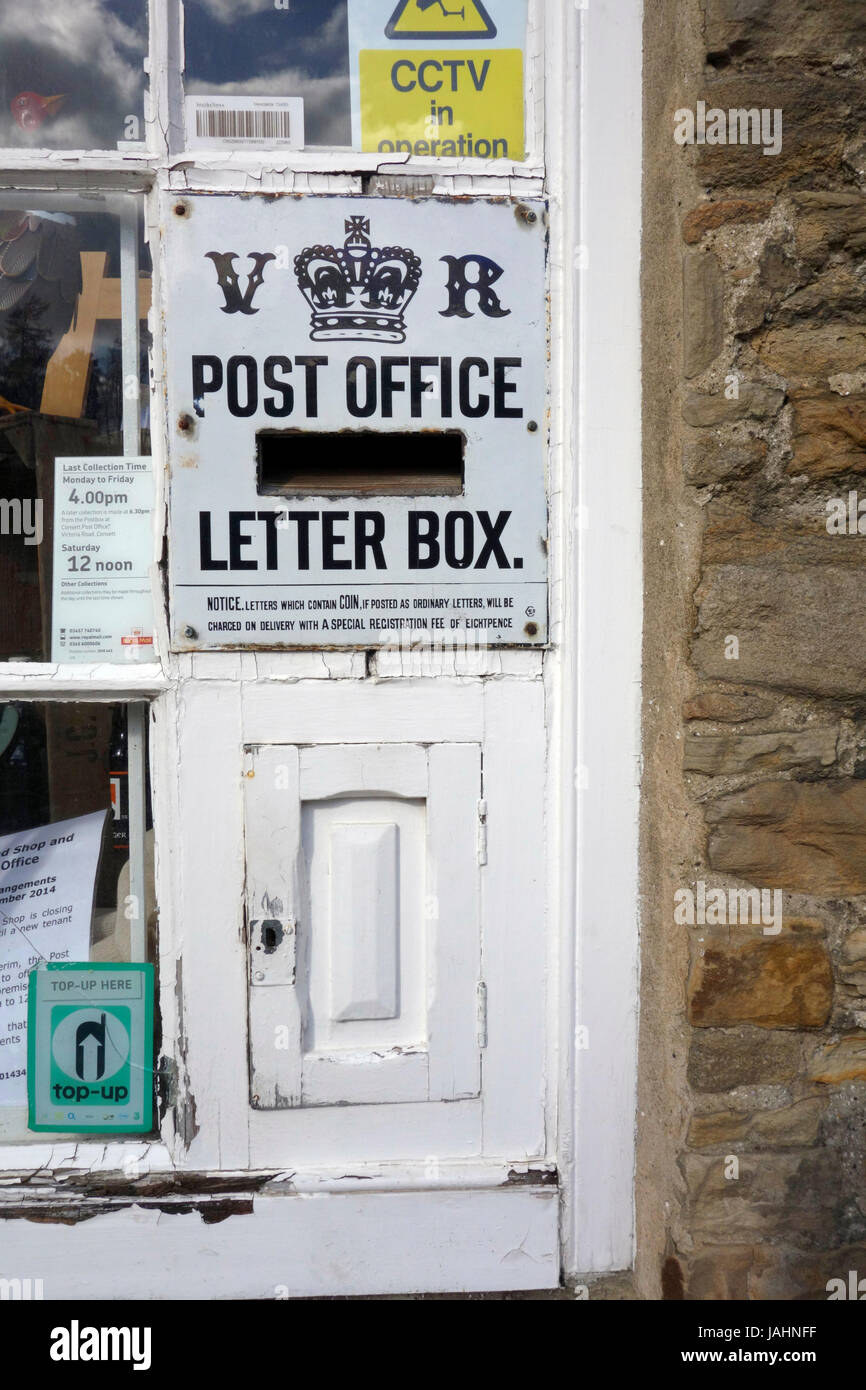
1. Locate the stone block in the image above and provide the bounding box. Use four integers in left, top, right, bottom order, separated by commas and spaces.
808, 1034, 866, 1083
748, 1096, 826, 1146
684, 250, 725, 377
683, 435, 766, 485
688, 1096, 825, 1148
687, 1247, 756, 1300
687, 1027, 801, 1090
788, 389, 866, 478
692, 78, 866, 190
682, 198, 772, 244
683, 689, 776, 722
688, 1152, 844, 1247
705, 0, 866, 64
683, 728, 836, 775
693, 545, 866, 698
752, 1245, 866, 1300
792, 192, 866, 265
688, 1194, 788, 1243
682, 383, 784, 425
843, 929, 866, 965
754, 324, 866, 379
684, 1149, 830, 1204
689, 934, 833, 1027
705, 779, 866, 895
775, 265, 866, 324
688, 1110, 750, 1146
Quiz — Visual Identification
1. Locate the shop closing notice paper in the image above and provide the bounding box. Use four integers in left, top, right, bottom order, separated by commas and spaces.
0, 810, 106, 1106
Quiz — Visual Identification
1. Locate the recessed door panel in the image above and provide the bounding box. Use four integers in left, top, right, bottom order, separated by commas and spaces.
244, 742, 481, 1108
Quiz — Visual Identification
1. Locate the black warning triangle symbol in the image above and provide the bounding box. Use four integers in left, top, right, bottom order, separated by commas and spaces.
385, 0, 498, 41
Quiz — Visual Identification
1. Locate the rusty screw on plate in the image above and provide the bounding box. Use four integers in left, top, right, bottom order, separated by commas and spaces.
177, 413, 194, 433
527, 420, 539, 432
525, 622, 539, 638
173, 201, 188, 217
515, 203, 538, 225
183, 625, 197, 640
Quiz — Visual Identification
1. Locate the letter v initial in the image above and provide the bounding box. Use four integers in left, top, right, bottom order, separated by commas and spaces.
205, 251, 276, 314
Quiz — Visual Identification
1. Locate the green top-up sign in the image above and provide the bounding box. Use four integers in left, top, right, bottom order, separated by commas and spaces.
27, 963, 154, 1133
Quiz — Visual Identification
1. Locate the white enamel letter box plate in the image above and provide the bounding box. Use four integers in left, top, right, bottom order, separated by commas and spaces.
165, 194, 548, 650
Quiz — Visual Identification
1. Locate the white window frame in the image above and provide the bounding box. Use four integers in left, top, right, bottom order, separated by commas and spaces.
553, 0, 644, 1281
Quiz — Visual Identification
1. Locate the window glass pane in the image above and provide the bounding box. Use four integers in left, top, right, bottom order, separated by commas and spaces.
0, 0, 147, 151
183, 0, 528, 159
0, 195, 153, 662
0, 699, 156, 1142
184, 0, 351, 147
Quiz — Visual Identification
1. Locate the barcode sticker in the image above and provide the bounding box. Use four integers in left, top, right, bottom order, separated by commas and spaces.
186, 96, 304, 150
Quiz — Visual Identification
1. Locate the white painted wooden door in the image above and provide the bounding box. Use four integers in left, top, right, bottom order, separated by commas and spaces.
245, 741, 482, 1108
172, 673, 547, 1175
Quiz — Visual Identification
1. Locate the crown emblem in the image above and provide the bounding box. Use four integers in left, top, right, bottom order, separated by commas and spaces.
294, 216, 422, 343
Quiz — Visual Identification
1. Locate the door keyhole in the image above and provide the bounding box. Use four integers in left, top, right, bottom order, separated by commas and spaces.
260, 921, 283, 955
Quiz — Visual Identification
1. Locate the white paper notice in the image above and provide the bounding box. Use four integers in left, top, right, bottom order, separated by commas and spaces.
0, 811, 106, 1105
51, 456, 154, 663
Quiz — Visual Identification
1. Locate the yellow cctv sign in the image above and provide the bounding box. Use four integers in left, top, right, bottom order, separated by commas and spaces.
385, 0, 497, 40
350, 1, 527, 162
360, 49, 523, 159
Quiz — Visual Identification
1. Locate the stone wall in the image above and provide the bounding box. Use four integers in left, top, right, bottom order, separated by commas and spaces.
640, 0, 866, 1299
